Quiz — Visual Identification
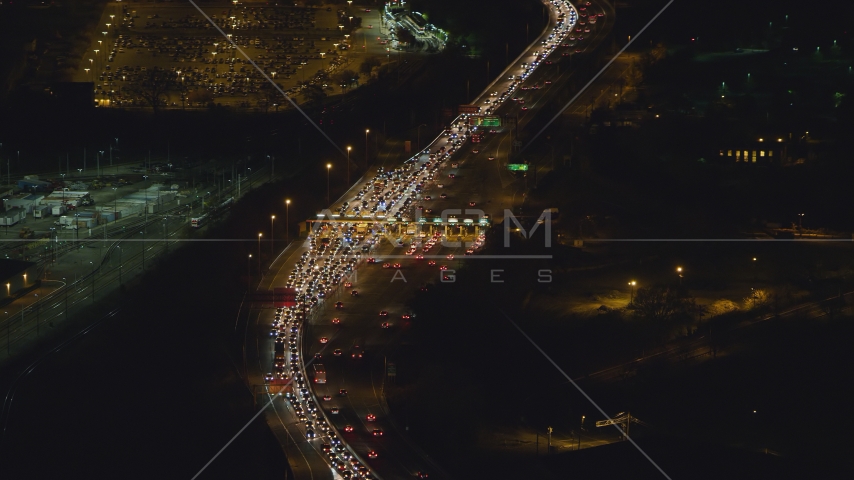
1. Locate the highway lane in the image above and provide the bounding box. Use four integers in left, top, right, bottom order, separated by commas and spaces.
252, 242, 335, 480
251, 1, 617, 478
304, 242, 465, 479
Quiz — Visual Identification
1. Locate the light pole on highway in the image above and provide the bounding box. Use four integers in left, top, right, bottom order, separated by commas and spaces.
346, 146, 351, 185
628, 281, 636, 304
89, 260, 95, 303
34, 293, 39, 336
326, 163, 331, 205
285, 199, 291, 243
62, 277, 67, 321
112, 187, 118, 221
271, 215, 276, 256
258, 233, 262, 273
365, 129, 370, 168
676, 266, 683, 286
248, 254, 252, 289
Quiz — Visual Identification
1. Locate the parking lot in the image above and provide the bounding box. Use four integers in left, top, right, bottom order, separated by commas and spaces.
76, 3, 380, 109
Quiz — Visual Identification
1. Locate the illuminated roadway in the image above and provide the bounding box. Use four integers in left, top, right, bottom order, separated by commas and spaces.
246, 1, 620, 478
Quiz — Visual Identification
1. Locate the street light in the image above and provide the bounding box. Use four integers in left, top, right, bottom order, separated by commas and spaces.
89, 261, 95, 303
285, 199, 291, 243
628, 281, 636, 304
60, 277, 68, 322
346, 146, 352, 185
35, 293, 40, 336
112, 187, 119, 221
676, 266, 683, 286
258, 233, 262, 272
271, 215, 276, 256
326, 163, 332, 204
365, 129, 370, 168
248, 254, 252, 288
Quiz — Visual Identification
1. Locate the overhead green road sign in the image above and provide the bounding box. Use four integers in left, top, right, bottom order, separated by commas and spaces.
480, 116, 501, 127
507, 164, 529, 171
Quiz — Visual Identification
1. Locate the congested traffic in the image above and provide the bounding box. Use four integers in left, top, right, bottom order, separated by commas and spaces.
489, 1, 580, 113
266, 1, 579, 479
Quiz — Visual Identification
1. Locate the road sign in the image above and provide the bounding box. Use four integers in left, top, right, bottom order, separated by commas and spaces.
274, 287, 297, 307
387, 362, 396, 377
458, 104, 480, 114
507, 164, 529, 171
513, 140, 523, 147
480, 116, 501, 127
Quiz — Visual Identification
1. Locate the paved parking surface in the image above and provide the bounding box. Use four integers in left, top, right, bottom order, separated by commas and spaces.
77, 3, 388, 108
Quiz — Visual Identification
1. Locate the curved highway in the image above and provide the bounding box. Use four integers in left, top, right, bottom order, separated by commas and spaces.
250, 1, 619, 479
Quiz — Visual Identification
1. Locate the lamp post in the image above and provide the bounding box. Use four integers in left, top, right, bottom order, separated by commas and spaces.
346, 146, 352, 185
628, 281, 636, 304
798, 213, 805, 236
285, 199, 291, 243
89, 261, 95, 303
62, 277, 67, 321
676, 266, 683, 286
271, 215, 276, 256
248, 254, 252, 288
35, 293, 39, 336
326, 163, 331, 204
143, 175, 149, 223
365, 129, 370, 168
258, 233, 262, 273
112, 187, 118, 221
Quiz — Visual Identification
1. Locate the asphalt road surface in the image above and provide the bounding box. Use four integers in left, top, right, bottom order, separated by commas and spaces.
246, 1, 621, 478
